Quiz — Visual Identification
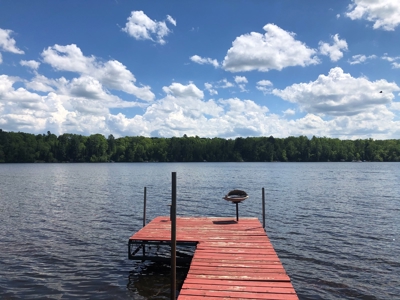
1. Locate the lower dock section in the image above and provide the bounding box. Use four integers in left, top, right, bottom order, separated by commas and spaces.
129, 217, 298, 299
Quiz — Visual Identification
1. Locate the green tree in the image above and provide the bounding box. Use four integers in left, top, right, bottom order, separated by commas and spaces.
87, 134, 108, 162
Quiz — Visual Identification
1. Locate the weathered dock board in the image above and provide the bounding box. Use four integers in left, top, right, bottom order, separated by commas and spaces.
129, 216, 298, 299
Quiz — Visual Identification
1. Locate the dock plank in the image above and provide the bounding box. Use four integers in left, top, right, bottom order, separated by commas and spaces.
179, 289, 299, 299
182, 278, 294, 288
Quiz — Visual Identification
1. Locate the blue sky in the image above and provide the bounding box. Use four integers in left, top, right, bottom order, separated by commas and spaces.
1, 0, 400, 139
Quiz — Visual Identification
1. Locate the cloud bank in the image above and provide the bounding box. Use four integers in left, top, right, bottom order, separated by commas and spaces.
273, 67, 400, 116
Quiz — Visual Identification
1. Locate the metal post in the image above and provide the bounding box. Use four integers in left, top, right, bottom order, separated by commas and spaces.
143, 187, 147, 258
236, 202, 239, 222
262, 187, 266, 229
143, 187, 147, 228
171, 172, 177, 300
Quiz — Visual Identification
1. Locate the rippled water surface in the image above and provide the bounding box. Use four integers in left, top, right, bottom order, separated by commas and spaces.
0, 162, 399, 299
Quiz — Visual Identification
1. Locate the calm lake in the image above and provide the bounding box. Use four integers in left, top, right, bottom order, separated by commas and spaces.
0, 162, 399, 299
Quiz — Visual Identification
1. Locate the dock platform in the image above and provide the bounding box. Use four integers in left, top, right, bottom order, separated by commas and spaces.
129, 216, 298, 299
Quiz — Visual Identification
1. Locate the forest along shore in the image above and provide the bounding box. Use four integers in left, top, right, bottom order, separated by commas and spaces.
1, 129, 399, 163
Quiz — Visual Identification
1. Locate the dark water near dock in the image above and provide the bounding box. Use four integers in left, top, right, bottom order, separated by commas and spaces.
0, 162, 399, 299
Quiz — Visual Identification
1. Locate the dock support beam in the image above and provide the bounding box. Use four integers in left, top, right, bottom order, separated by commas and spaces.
171, 172, 177, 299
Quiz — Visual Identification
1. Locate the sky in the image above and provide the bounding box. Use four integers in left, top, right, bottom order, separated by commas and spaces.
1, 0, 400, 139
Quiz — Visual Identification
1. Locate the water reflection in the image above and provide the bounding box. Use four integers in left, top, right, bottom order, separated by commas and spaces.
127, 262, 190, 299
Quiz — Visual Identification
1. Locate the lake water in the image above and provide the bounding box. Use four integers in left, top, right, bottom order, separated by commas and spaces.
0, 162, 399, 299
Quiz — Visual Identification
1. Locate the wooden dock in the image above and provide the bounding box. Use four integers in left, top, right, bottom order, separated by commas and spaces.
129, 216, 298, 299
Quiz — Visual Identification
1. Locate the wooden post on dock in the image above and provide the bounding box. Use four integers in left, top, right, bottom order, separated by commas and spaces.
235, 202, 239, 222
143, 187, 147, 227
262, 187, 266, 229
143, 187, 147, 258
171, 172, 177, 299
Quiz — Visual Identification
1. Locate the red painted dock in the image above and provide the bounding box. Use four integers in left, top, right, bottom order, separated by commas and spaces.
129, 216, 298, 299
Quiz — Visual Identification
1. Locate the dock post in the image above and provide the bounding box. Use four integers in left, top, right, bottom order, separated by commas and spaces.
143, 187, 147, 258
171, 172, 177, 299
262, 187, 265, 229
143, 187, 147, 227
235, 202, 239, 222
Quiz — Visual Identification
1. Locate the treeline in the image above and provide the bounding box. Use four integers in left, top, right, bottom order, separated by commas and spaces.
0, 129, 399, 163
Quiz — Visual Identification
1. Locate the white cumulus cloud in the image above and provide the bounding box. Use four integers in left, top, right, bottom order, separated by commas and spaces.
0, 75, 42, 103
283, 109, 295, 116
234, 76, 248, 92
272, 67, 400, 116
122, 11, 176, 45
24, 74, 56, 93
0, 72, 146, 136
382, 54, 400, 68
256, 80, 273, 94
41, 44, 154, 101
346, 0, 400, 31
190, 55, 219, 68
319, 34, 348, 62
382, 54, 400, 62
285, 110, 400, 140
115, 82, 223, 137
162, 82, 204, 100
0, 42, 157, 135
42, 44, 95, 73
166, 15, 176, 26
348, 54, 377, 64
218, 79, 234, 89
234, 76, 248, 84
0, 75, 62, 133
104, 83, 284, 138
222, 23, 319, 72
257, 80, 273, 87
20, 60, 40, 70
204, 82, 218, 96
0, 28, 24, 54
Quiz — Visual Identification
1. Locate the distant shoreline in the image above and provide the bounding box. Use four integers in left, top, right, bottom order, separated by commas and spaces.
1, 130, 399, 163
